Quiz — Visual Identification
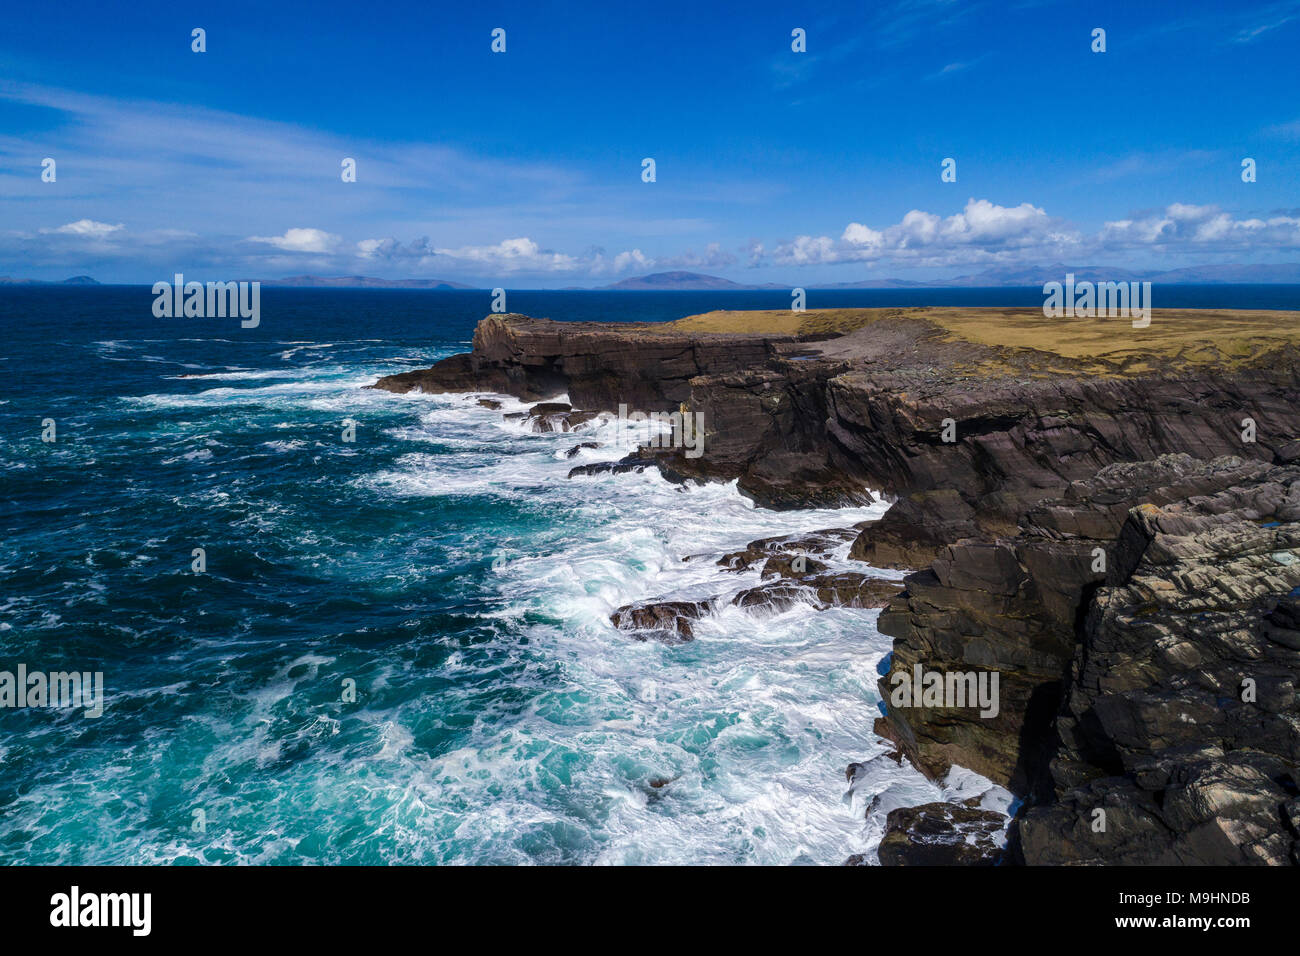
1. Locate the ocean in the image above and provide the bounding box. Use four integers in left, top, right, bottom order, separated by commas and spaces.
2, 284, 1296, 865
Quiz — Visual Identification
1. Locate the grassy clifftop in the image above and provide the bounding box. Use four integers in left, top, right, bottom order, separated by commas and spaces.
656, 306, 1300, 376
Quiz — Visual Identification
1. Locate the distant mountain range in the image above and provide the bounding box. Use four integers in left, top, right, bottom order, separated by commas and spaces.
599, 264, 1300, 290
0, 275, 100, 285
256, 275, 475, 289
821, 262, 1300, 289
4, 264, 1300, 291
596, 271, 786, 291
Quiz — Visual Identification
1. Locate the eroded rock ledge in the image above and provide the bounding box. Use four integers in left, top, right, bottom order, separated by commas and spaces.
607, 525, 899, 642
372, 306, 1300, 864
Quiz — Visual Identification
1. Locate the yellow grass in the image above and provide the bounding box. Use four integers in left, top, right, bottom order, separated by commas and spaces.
653, 306, 1300, 375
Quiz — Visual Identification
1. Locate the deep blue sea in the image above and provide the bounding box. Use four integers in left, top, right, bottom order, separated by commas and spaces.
2, 284, 1296, 864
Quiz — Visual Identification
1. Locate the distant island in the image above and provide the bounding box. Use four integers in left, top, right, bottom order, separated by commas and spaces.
599, 263, 1300, 290
0, 275, 100, 285
256, 275, 476, 289
596, 271, 786, 291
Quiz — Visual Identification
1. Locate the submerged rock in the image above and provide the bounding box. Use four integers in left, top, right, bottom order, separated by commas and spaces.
564, 441, 602, 458
569, 456, 659, 479
610, 570, 900, 643
514, 402, 601, 433
731, 573, 902, 614
715, 527, 861, 572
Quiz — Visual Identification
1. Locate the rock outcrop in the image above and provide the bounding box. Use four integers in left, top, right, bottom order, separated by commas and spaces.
370, 313, 795, 410
503, 402, 601, 433
611, 569, 903, 643
876, 454, 1300, 864
872, 802, 1007, 866
1014, 459, 1300, 864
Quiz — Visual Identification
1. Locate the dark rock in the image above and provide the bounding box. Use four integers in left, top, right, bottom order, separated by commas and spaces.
872, 453, 1300, 865
874, 455, 1285, 794
375, 311, 1300, 512
569, 456, 658, 479
371, 313, 794, 409
564, 441, 602, 458
530, 402, 572, 414
877, 803, 1006, 866
732, 573, 902, 614
507, 402, 602, 433
760, 553, 830, 579
609, 600, 712, 643
1011, 463, 1300, 865
715, 527, 858, 572
610, 570, 901, 644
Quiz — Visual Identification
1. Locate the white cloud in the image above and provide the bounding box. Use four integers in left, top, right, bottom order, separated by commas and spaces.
356, 236, 435, 260
771, 198, 1300, 270
781, 198, 1068, 266
613, 249, 651, 272
352, 236, 688, 277
942, 198, 1049, 241
841, 222, 883, 248
433, 237, 580, 273
1235, 11, 1299, 42
779, 235, 837, 265
247, 228, 341, 253
1101, 203, 1300, 249
45, 219, 124, 238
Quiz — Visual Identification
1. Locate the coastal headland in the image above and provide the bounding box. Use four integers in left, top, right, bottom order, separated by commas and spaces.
372, 307, 1300, 865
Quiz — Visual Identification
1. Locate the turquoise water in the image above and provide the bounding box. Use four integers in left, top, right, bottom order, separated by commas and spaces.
7, 285, 1285, 864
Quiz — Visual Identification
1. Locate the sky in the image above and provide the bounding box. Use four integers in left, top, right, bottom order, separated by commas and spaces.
1, 0, 1299, 286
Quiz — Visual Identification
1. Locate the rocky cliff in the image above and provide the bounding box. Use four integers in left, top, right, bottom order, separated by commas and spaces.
372, 306, 1300, 864
370, 313, 796, 410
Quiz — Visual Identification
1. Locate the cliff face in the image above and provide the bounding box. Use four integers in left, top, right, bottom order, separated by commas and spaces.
661, 325, 1298, 520
373, 312, 1300, 514
370, 313, 795, 410
1012, 456, 1300, 864
371, 307, 1300, 864
875, 455, 1300, 865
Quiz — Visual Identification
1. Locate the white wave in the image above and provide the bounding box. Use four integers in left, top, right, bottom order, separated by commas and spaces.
346, 384, 965, 863
280, 343, 337, 360
160, 448, 214, 463
261, 439, 309, 453
169, 369, 292, 381
9, 343, 993, 866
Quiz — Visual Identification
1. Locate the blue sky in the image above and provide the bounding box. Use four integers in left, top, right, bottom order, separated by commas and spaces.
2, 0, 1299, 285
